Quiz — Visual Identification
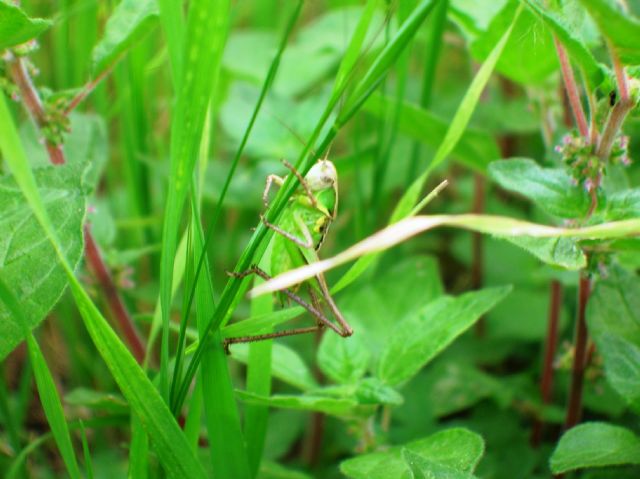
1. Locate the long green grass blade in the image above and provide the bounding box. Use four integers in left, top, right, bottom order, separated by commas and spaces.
332, 5, 522, 293
0, 91, 208, 478
0, 279, 81, 479
158, 0, 231, 401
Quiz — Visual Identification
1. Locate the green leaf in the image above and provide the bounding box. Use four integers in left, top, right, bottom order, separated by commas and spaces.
523, 0, 605, 86
0, 1, 51, 50
363, 93, 500, 173
317, 326, 370, 384
471, 0, 558, 84
587, 266, 640, 410
92, 0, 159, 75
489, 158, 591, 218
229, 342, 318, 391
579, 0, 640, 65
0, 91, 208, 479
0, 279, 81, 479
503, 235, 586, 270
355, 377, 404, 406
0, 114, 106, 360
401, 448, 476, 479
550, 422, 640, 473
236, 390, 364, 418
65, 388, 128, 415
606, 189, 640, 221
340, 428, 484, 479
378, 286, 511, 385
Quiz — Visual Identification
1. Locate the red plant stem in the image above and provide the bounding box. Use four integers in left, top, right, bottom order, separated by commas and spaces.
596, 48, 634, 160
64, 64, 115, 115
9, 53, 145, 364
84, 224, 146, 363
531, 280, 562, 447
471, 173, 485, 335
7, 57, 65, 164
564, 274, 591, 430
553, 38, 589, 139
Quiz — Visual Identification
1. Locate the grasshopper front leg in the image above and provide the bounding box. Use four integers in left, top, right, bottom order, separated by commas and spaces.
263, 174, 285, 208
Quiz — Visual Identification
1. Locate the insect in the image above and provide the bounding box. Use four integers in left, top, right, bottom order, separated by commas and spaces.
223, 156, 354, 350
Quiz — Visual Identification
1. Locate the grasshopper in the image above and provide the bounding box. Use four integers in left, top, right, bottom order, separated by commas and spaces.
224, 156, 354, 350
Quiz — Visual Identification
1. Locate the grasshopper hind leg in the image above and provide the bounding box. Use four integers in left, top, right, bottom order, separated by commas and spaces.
224, 266, 343, 352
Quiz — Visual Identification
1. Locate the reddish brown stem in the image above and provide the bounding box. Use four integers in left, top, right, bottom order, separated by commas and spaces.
64, 64, 115, 115
471, 173, 485, 335
554, 38, 589, 139
7, 57, 65, 164
84, 224, 146, 363
9, 52, 145, 363
531, 280, 562, 447
564, 274, 591, 430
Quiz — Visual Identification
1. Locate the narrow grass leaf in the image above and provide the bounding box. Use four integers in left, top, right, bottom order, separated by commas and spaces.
158, 0, 231, 400
0, 92, 208, 478
0, 279, 82, 479
250, 214, 639, 296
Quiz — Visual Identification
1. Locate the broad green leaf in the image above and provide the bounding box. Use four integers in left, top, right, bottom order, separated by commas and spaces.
363, 93, 500, 173
471, 0, 558, 84
449, 0, 508, 37
488, 158, 590, 218
424, 361, 505, 418
401, 448, 476, 479
0, 92, 208, 478
0, 114, 106, 360
378, 287, 511, 385
606, 189, 640, 221
229, 342, 318, 391
339, 256, 443, 359
0, 1, 51, 50
92, 0, 159, 75
587, 266, 640, 410
355, 377, 403, 406
236, 390, 365, 418
317, 326, 370, 384
503, 235, 586, 270
259, 461, 312, 479
340, 428, 484, 479
579, 0, 640, 65
550, 422, 640, 473
524, 0, 605, 86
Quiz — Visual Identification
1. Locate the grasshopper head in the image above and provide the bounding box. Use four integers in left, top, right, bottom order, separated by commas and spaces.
305, 159, 337, 192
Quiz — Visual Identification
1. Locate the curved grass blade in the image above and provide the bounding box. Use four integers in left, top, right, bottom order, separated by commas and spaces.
0, 91, 208, 478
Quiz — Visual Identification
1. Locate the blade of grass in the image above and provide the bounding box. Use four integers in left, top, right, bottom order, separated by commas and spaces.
157, 0, 185, 85
251, 214, 640, 296
79, 421, 94, 479
175, 0, 304, 383
245, 252, 275, 478
190, 193, 251, 478
128, 415, 149, 479
0, 91, 208, 478
0, 279, 82, 479
332, 5, 522, 293
158, 0, 231, 402
407, 0, 448, 181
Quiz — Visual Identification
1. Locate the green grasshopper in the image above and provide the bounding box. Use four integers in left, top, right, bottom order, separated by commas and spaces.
224, 156, 354, 349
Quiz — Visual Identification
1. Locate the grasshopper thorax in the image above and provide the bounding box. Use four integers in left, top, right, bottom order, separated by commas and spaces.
305, 159, 337, 192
